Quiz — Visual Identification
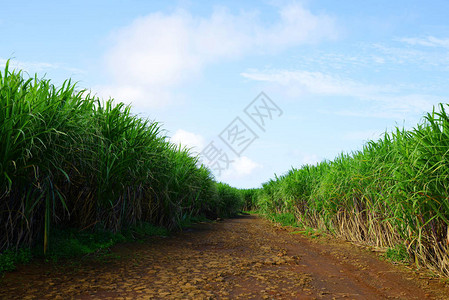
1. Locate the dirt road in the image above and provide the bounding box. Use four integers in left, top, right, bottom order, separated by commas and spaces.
1, 215, 448, 299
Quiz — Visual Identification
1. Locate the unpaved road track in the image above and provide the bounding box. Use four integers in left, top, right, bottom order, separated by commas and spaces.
1, 215, 448, 299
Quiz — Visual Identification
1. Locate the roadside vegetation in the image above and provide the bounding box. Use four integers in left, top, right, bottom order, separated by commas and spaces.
3, 60, 449, 279
253, 103, 449, 276
0, 61, 244, 273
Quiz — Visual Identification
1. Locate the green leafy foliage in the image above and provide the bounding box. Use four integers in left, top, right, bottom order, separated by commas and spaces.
0, 61, 244, 272
215, 182, 245, 218
385, 244, 409, 263
254, 103, 449, 276
0, 248, 32, 274
240, 188, 259, 211
267, 212, 298, 227
35, 222, 169, 262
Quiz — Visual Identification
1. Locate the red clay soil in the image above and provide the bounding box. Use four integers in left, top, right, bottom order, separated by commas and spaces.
1, 215, 449, 299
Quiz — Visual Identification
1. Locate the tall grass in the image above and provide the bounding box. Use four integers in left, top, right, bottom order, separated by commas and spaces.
215, 182, 245, 218
0, 61, 243, 256
240, 188, 259, 211
255, 104, 449, 276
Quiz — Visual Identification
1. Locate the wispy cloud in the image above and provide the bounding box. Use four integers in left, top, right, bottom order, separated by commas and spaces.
342, 129, 384, 141
242, 68, 440, 119
99, 3, 337, 108
287, 149, 322, 166
300, 153, 321, 166
285, 39, 449, 77
0, 58, 85, 75
0, 58, 56, 71
241, 69, 393, 97
398, 36, 449, 48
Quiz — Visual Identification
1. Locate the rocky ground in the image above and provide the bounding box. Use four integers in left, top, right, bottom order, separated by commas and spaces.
1, 214, 449, 299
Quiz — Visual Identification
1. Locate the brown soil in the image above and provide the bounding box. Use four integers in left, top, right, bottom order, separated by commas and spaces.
1, 215, 448, 299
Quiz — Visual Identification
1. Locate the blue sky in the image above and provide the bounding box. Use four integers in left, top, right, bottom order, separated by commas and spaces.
2, 0, 449, 188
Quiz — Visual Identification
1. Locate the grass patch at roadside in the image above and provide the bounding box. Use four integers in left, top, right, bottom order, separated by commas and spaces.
39, 222, 169, 262
266, 212, 299, 227
385, 244, 409, 263
179, 215, 210, 228
0, 222, 169, 274
0, 248, 32, 274
242, 210, 260, 215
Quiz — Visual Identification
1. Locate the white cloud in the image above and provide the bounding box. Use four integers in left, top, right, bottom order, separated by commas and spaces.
287, 149, 322, 166
398, 36, 449, 48
220, 156, 262, 180
231, 156, 262, 176
342, 130, 383, 141
0, 58, 84, 75
371, 43, 449, 68
170, 129, 205, 152
93, 84, 173, 109
241, 69, 390, 97
300, 153, 321, 166
330, 94, 439, 120
241, 69, 438, 119
100, 3, 337, 108
0, 58, 57, 72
